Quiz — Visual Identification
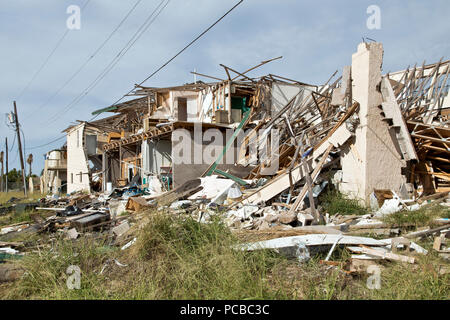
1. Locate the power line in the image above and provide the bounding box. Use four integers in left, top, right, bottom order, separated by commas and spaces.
24, 0, 144, 121
27, 0, 170, 150
16, 0, 91, 101
8, 134, 16, 153
43, 0, 170, 125
12, 148, 19, 165
27, 135, 66, 150
28, 0, 243, 150
107, 0, 244, 110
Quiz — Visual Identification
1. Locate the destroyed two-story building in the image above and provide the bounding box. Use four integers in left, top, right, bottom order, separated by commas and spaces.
63, 64, 319, 194
61, 48, 449, 208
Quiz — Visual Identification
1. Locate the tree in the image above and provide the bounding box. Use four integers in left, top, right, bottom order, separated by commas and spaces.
7, 168, 22, 183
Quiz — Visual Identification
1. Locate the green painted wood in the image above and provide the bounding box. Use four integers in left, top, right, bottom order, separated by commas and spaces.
213, 168, 248, 186
204, 110, 251, 176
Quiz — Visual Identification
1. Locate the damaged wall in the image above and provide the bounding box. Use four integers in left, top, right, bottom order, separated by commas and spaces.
142, 139, 172, 179
171, 127, 250, 188
169, 90, 200, 121
340, 42, 406, 203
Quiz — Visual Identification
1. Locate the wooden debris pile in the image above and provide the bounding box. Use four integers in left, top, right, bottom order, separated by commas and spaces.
387, 60, 450, 195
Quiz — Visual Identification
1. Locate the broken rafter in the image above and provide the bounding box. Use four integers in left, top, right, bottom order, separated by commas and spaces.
190, 71, 225, 82
220, 64, 256, 83
231, 56, 283, 81
103, 123, 174, 151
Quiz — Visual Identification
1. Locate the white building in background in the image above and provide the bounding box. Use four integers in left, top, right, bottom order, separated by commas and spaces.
41, 147, 67, 194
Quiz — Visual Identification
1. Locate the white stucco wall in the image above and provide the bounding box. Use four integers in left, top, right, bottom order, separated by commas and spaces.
169, 90, 200, 121
66, 123, 91, 194
340, 42, 406, 203
187, 97, 198, 121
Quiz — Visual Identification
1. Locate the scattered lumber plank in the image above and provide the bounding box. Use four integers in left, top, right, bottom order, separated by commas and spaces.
349, 246, 415, 264
156, 179, 203, 207
404, 223, 450, 239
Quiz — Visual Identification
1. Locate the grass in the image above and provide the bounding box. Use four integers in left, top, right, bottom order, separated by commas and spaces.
268, 246, 449, 300
0, 191, 43, 205
1, 210, 448, 300
382, 203, 450, 228
347, 253, 449, 299
3, 211, 293, 299
6, 211, 34, 225
0, 192, 47, 227
320, 189, 369, 216
4, 236, 115, 299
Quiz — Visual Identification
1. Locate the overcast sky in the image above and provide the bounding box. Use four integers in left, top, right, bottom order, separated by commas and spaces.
1, 0, 449, 174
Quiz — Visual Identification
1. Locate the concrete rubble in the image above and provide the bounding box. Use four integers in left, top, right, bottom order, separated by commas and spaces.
1, 42, 449, 276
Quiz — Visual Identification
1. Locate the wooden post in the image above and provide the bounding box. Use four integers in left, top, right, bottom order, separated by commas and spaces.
0, 151, 3, 192
13, 101, 27, 196
119, 145, 123, 181
227, 81, 232, 123
299, 142, 317, 221
221, 84, 225, 112
102, 151, 107, 191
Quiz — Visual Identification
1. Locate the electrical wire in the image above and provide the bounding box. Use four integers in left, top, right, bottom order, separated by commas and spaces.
106, 0, 244, 110
27, 0, 243, 150
8, 134, 16, 153
27, 135, 66, 150
23, 0, 144, 121
16, 0, 92, 101
20, 128, 26, 158
11, 148, 19, 164
27, 0, 169, 150
43, 0, 170, 125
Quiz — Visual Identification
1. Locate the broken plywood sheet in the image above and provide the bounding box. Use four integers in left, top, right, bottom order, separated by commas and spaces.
156, 179, 202, 206
331, 88, 344, 106
291, 225, 342, 235
0, 263, 24, 282
69, 194, 92, 208
125, 196, 150, 212
331, 65, 352, 107
240, 234, 384, 251
112, 221, 130, 237
188, 176, 236, 202
234, 225, 342, 243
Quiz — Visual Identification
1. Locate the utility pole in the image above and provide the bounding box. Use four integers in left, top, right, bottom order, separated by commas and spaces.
13, 101, 27, 196
5, 138, 8, 193
0, 151, 3, 192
